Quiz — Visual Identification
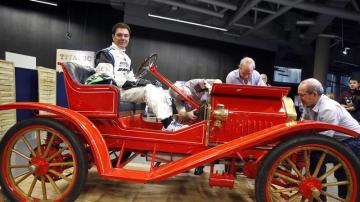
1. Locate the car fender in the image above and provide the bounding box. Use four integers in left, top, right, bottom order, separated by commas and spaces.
281, 120, 359, 137
0, 102, 111, 173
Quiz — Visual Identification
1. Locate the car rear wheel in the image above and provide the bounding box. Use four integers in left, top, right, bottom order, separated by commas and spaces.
0, 117, 88, 202
255, 134, 360, 202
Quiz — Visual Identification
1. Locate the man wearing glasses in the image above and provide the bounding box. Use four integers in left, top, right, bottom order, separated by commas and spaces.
298, 78, 360, 200
298, 78, 360, 138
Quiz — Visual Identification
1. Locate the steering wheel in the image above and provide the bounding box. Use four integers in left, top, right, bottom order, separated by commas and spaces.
135, 54, 158, 79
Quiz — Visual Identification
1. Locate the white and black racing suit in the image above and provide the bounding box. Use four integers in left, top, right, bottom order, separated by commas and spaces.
94, 43, 172, 120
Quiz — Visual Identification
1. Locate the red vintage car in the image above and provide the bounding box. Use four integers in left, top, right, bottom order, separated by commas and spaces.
0, 54, 359, 202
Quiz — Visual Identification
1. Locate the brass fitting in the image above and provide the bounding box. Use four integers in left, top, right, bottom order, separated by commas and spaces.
282, 96, 297, 122
213, 104, 228, 127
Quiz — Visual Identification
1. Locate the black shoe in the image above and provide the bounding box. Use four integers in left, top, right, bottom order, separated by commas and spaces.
194, 166, 204, 175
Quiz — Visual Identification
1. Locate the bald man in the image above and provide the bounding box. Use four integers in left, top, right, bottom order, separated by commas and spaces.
226, 57, 265, 86
298, 78, 360, 200
299, 78, 360, 140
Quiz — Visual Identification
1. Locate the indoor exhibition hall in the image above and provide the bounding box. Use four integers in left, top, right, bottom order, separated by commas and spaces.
1, 0, 360, 201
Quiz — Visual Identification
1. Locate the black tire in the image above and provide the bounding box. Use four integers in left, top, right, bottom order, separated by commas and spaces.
255, 134, 360, 202
0, 117, 88, 202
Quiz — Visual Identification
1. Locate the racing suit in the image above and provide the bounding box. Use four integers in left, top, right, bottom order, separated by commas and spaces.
94, 43, 172, 120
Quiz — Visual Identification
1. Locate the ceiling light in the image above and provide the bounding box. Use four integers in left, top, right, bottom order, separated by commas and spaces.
148, 13, 228, 32
295, 20, 315, 26
29, 0, 57, 6
342, 47, 350, 55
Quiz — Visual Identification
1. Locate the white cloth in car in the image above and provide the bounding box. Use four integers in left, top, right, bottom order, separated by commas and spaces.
120, 85, 172, 120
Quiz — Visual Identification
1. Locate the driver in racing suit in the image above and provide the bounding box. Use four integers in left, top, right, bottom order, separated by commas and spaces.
86, 22, 186, 131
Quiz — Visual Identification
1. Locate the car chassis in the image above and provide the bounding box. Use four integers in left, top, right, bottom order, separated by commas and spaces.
0, 54, 359, 202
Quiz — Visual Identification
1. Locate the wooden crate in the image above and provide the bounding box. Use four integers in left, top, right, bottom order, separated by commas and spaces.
37, 66, 57, 115
0, 60, 16, 139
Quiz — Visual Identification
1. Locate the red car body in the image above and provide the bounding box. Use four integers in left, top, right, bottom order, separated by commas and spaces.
0, 60, 359, 202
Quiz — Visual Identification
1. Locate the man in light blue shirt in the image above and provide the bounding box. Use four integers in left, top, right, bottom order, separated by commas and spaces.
298, 78, 360, 200
299, 78, 360, 141
226, 57, 266, 86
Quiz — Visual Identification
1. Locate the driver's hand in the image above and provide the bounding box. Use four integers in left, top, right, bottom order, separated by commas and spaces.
186, 109, 198, 120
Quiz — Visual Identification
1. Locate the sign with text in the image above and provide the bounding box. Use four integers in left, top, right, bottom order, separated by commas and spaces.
56, 49, 95, 72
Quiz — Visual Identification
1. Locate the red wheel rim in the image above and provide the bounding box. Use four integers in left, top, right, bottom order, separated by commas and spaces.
1, 125, 79, 201
265, 144, 358, 201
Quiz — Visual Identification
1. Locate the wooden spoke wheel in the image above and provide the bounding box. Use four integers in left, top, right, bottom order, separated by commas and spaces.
0, 117, 88, 202
256, 134, 360, 202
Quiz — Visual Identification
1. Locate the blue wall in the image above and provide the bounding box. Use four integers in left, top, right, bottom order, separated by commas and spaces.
15, 68, 38, 121
15, 68, 68, 121
56, 72, 68, 108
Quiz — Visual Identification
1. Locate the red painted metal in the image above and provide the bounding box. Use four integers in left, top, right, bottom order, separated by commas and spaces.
42, 144, 68, 180
32, 156, 49, 176
1, 95, 359, 183
209, 173, 235, 189
115, 142, 126, 168
210, 84, 289, 143
60, 62, 119, 118
298, 177, 322, 199
1, 61, 360, 198
208, 159, 236, 189
211, 83, 290, 97
242, 161, 259, 178
0, 102, 112, 174
98, 121, 358, 183
94, 118, 207, 154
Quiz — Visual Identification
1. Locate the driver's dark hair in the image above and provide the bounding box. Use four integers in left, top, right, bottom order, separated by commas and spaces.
112, 22, 131, 35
